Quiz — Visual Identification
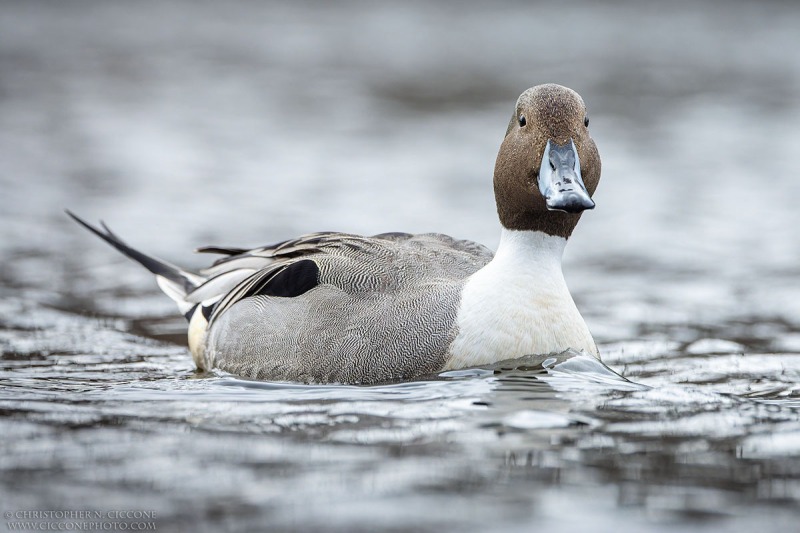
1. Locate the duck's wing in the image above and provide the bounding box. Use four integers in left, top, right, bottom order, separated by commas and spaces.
198, 231, 494, 326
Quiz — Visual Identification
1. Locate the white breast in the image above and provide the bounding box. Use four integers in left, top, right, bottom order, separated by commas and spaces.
445, 229, 597, 370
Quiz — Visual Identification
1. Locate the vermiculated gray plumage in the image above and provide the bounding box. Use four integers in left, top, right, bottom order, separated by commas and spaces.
197, 232, 493, 383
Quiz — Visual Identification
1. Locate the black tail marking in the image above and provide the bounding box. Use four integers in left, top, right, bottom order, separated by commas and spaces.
66, 210, 196, 293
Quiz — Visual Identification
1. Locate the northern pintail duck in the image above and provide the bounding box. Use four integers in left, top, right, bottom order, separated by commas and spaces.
70, 83, 601, 384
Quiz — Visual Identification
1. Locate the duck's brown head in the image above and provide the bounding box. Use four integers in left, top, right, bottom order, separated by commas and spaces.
494, 84, 601, 239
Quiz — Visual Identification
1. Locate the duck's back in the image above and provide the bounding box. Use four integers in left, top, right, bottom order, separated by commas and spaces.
201, 232, 493, 383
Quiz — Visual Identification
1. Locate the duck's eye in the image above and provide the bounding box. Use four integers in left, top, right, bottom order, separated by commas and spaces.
584, 116, 590, 127
518, 115, 526, 127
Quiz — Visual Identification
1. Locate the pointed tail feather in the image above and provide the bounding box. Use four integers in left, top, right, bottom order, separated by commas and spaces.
66, 210, 204, 315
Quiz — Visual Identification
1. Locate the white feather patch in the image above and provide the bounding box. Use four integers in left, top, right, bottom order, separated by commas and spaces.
445, 229, 596, 370
155, 276, 194, 315
187, 307, 209, 369
185, 269, 257, 304
201, 255, 274, 276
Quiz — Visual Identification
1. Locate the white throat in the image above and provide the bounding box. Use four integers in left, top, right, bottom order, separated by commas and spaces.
492, 227, 568, 275
445, 228, 596, 369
